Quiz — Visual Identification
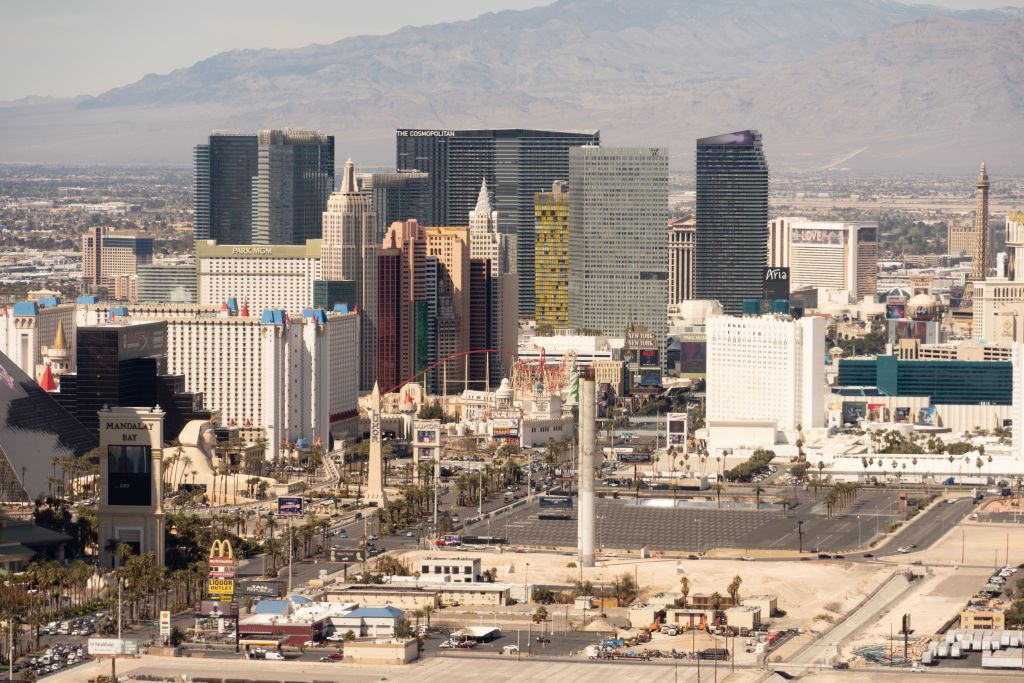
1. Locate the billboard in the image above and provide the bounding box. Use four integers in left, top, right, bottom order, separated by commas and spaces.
87, 643, 135, 655
333, 549, 364, 562
239, 581, 284, 598
888, 320, 940, 344
841, 401, 867, 425
679, 341, 706, 375
792, 227, 844, 246
639, 349, 660, 367
886, 303, 906, 319
619, 452, 653, 463
918, 406, 937, 427
539, 496, 573, 509
106, 444, 152, 506
666, 412, 688, 446
415, 429, 438, 444
207, 578, 235, 597
277, 496, 304, 517
159, 611, 171, 637
894, 407, 911, 423
638, 369, 662, 387
867, 403, 887, 421
763, 267, 790, 300
116, 323, 167, 360
193, 600, 239, 618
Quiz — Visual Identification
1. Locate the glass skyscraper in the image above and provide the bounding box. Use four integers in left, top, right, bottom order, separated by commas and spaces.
193, 133, 258, 244
252, 129, 335, 245
694, 130, 769, 315
357, 170, 431, 241
395, 128, 599, 317
567, 147, 669, 370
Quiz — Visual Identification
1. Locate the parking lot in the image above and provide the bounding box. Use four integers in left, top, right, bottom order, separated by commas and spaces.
499, 488, 907, 553
422, 629, 602, 659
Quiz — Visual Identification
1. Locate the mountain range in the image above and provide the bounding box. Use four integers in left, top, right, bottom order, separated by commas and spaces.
1, 0, 1022, 172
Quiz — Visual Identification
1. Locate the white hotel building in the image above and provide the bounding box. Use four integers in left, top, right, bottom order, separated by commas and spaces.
767, 219, 878, 302
76, 303, 358, 457
196, 239, 322, 316
705, 314, 825, 453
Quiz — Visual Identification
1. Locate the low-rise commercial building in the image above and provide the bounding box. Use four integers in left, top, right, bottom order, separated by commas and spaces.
418, 556, 481, 582
344, 638, 418, 665
961, 606, 1006, 630
724, 605, 762, 632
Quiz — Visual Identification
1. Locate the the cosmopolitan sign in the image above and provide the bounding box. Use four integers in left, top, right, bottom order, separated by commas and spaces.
397, 129, 456, 137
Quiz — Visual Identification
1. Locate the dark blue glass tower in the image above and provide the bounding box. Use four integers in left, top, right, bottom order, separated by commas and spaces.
695, 130, 769, 315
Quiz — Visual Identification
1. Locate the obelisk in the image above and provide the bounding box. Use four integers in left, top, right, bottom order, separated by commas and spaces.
577, 373, 596, 567
366, 382, 387, 505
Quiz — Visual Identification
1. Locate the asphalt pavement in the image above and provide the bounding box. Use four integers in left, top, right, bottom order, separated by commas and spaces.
872, 496, 974, 557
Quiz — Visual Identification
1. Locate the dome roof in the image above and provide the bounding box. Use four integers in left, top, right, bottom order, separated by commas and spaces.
495, 378, 513, 399
908, 292, 937, 308
886, 287, 911, 299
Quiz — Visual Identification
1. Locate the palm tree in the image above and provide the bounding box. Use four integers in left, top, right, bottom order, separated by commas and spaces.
712, 482, 724, 508
679, 576, 690, 608
727, 575, 742, 604
709, 591, 723, 611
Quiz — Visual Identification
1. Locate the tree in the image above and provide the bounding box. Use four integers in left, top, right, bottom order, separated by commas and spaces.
709, 591, 723, 611
417, 400, 447, 422
679, 576, 690, 607
712, 482, 724, 508
375, 555, 411, 577
532, 605, 549, 624
395, 617, 414, 639
727, 575, 743, 604
422, 604, 435, 628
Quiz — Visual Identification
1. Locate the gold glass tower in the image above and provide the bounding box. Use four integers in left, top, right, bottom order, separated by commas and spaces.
534, 180, 569, 329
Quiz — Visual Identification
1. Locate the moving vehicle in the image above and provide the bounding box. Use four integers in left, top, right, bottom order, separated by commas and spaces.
264, 651, 285, 660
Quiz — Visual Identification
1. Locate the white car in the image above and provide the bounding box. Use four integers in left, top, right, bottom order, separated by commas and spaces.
503, 644, 520, 654
264, 651, 285, 660
897, 547, 910, 554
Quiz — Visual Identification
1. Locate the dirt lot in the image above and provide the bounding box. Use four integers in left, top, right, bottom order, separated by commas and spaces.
398, 549, 893, 630
894, 518, 1024, 568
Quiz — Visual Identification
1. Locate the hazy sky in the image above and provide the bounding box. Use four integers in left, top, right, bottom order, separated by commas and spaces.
1, 0, 1020, 101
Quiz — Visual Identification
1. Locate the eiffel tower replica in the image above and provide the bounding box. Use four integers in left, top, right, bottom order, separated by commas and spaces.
951, 162, 990, 337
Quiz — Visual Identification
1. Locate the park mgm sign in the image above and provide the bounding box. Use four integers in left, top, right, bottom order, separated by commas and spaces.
97, 406, 166, 568
208, 539, 238, 601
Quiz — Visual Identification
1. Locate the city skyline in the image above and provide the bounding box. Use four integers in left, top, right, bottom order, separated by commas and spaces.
3, 2, 1024, 679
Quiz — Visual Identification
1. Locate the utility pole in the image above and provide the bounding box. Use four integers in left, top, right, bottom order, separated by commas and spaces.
113, 578, 123, 683
287, 516, 294, 595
